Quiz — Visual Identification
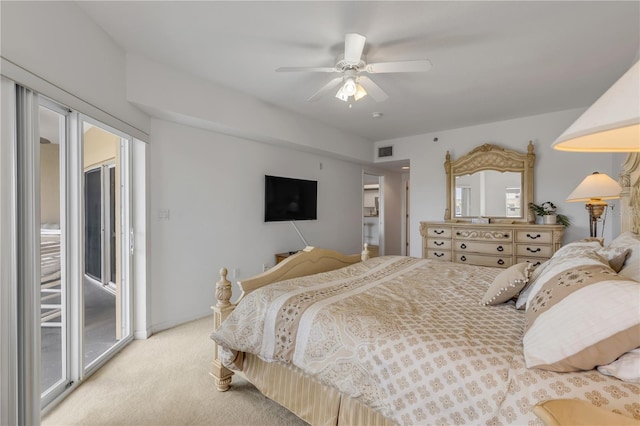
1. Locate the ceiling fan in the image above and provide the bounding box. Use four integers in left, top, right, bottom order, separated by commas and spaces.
276, 33, 432, 103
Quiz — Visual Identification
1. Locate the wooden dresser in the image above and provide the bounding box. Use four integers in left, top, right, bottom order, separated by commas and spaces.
420, 221, 564, 268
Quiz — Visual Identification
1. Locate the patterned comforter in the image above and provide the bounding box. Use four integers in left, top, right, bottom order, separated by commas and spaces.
211, 256, 640, 425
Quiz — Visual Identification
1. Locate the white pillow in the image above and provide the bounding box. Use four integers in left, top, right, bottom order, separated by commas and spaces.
598, 348, 640, 383
523, 253, 640, 372
521, 240, 606, 311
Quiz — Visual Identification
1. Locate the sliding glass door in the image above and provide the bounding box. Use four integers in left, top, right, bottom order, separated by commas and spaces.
81, 118, 131, 370
27, 94, 134, 409
39, 100, 69, 406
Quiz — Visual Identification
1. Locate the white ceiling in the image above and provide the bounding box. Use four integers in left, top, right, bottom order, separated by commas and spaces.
77, 1, 639, 143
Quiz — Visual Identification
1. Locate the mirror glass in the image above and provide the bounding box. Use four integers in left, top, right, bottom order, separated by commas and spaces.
454, 171, 522, 218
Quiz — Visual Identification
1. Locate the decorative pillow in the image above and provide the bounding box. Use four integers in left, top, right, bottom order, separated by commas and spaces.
597, 348, 640, 383
608, 232, 640, 280
577, 237, 604, 246
480, 262, 535, 306
599, 247, 631, 273
515, 260, 549, 309
523, 253, 640, 372
519, 240, 605, 311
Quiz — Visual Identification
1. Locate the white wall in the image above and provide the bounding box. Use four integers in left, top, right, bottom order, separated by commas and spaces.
149, 118, 366, 330
0, 1, 150, 138
375, 108, 624, 257
126, 54, 372, 163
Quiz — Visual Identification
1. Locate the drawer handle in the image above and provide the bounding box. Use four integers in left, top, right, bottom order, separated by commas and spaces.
527, 233, 541, 240
528, 261, 541, 267
497, 259, 505, 265
434, 230, 444, 235
526, 247, 541, 253
460, 243, 467, 249
460, 255, 467, 262
496, 246, 504, 252
434, 241, 444, 246
434, 252, 444, 258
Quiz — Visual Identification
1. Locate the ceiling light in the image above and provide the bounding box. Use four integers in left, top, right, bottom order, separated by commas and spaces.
354, 83, 367, 101
335, 86, 349, 102
343, 78, 357, 96
401, 166, 410, 170
335, 76, 368, 103
552, 60, 640, 152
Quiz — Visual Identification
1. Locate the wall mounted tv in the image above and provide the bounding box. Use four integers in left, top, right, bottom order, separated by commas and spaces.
265, 175, 317, 222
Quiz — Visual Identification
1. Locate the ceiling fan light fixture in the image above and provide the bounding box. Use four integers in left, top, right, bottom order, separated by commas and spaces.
335, 86, 349, 102
342, 77, 357, 96
354, 83, 367, 101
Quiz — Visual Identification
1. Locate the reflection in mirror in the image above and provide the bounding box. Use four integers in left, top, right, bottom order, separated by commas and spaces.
454, 171, 522, 218
445, 142, 534, 223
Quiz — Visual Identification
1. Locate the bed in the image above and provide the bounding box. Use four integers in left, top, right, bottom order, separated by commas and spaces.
210, 153, 640, 425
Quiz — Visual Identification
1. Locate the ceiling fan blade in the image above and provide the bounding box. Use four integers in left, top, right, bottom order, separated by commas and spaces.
307, 77, 343, 102
344, 33, 366, 64
365, 59, 432, 74
276, 66, 337, 73
358, 76, 388, 102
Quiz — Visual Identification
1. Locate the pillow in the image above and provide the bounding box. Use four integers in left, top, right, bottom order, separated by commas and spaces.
597, 348, 640, 383
480, 262, 534, 306
599, 246, 631, 273
608, 232, 640, 280
518, 240, 606, 311
515, 260, 549, 309
523, 253, 640, 372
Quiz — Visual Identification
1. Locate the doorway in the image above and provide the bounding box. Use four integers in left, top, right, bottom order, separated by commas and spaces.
363, 173, 383, 257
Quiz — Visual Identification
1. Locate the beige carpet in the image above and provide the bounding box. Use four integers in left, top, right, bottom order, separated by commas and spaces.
42, 317, 308, 426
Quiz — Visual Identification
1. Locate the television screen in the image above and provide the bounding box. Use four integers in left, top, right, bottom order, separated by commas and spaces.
265, 175, 317, 222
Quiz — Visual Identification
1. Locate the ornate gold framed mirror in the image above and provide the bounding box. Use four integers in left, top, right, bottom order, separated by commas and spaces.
444, 141, 535, 223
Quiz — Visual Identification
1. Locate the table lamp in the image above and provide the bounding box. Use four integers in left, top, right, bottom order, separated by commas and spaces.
566, 172, 622, 237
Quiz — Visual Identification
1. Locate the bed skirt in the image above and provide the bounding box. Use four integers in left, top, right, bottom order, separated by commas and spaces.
242, 352, 395, 426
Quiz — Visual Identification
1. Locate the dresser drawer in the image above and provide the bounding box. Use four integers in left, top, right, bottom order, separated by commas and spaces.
453, 228, 512, 241
427, 239, 452, 250
426, 227, 452, 238
454, 253, 513, 268
516, 257, 546, 268
454, 240, 513, 255
516, 244, 553, 258
426, 250, 452, 261
516, 230, 554, 244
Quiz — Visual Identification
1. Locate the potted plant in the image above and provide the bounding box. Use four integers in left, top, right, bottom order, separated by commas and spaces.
529, 202, 570, 227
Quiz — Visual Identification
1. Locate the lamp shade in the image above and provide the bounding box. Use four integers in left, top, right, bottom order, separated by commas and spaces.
552, 60, 640, 152
566, 172, 622, 202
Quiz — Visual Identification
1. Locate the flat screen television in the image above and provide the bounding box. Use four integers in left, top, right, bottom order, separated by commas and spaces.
265, 175, 317, 222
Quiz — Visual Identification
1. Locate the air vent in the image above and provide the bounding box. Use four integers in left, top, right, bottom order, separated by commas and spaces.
378, 146, 393, 158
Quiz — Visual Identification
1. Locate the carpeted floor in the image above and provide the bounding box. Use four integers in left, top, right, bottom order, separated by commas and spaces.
42, 317, 308, 426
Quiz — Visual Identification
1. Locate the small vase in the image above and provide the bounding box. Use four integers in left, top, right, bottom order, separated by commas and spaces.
543, 214, 557, 225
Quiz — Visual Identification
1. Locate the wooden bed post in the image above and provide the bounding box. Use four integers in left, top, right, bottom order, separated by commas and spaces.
211, 268, 234, 391
362, 243, 371, 261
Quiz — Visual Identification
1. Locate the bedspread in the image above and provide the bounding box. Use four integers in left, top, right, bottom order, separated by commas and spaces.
211, 256, 640, 425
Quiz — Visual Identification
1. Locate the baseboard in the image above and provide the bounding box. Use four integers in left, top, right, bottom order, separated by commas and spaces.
150, 311, 211, 334
133, 327, 152, 340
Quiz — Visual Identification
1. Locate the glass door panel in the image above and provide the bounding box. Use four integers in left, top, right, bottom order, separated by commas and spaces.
82, 120, 129, 369
39, 102, 67, 400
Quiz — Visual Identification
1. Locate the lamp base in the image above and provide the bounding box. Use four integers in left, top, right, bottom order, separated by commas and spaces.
586, 201, 608, 238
